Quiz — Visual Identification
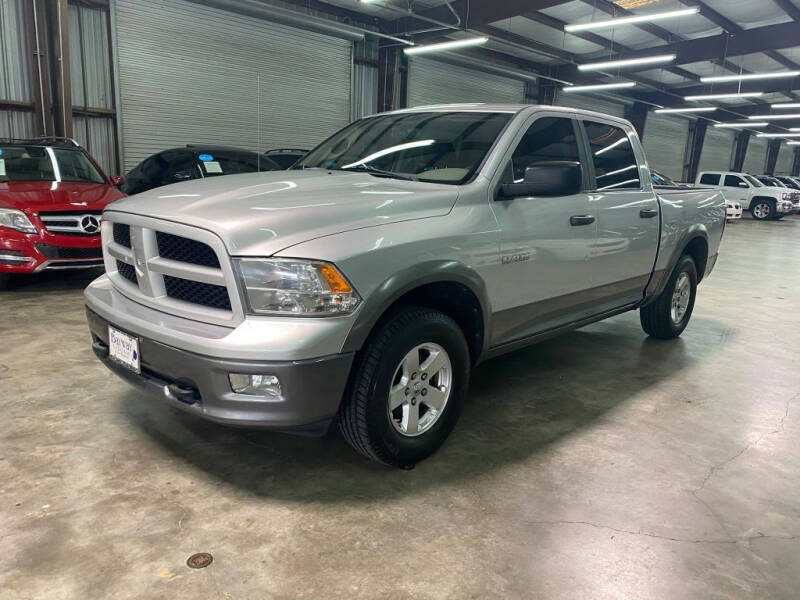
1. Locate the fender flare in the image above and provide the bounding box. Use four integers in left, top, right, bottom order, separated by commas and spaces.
341, 260, 492, 356
644, 226, 709, 304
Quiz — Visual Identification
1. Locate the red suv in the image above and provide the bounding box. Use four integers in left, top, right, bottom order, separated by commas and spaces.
0, 138, 125, 289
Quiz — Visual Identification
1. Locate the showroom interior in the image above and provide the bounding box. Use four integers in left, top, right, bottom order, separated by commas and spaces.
1, 0, 800, 598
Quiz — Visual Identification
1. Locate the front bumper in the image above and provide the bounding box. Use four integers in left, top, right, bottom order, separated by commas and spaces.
87, 307, 354, 433
0, 227, 104, 274
777, 201, 794, 215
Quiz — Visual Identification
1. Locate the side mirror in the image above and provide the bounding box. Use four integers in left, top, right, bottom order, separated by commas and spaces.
109, 175, 124, 187
738, 182, 748, 188
499, 161, 582, 199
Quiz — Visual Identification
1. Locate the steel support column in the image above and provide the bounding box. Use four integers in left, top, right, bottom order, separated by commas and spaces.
731, 131, 751, 172
765, 139, 782, 175
626, 102, 648, 140
683, 119, 708, 184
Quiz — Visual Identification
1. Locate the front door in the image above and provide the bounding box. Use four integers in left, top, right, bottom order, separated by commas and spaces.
580, 119, 660, 311
489, 113, 598, 346
720, 173, 753, 209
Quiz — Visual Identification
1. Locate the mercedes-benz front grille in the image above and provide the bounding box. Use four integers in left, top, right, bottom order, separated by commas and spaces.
101, 214, 243, 326
39, 211, 103, 237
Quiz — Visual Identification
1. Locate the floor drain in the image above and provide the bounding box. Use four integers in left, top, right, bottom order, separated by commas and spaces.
187, 553, 213, 569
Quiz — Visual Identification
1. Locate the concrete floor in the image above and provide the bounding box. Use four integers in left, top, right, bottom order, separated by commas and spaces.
2, 216, 799, 599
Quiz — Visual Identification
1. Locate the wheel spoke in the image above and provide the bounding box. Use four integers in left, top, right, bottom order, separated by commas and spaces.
402, 348, 420, 375
402, 402, 420, 434
421, 349, 448, 379
389, 385, 407, 411
423, 386, 447, 412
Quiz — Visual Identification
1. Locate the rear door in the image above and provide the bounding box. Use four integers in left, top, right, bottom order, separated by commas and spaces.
580, 119, 660, 310
489, 113, 598, 345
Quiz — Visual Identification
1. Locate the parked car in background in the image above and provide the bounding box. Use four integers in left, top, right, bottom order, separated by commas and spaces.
651, 169, 690, 187
0, 137, 125, 290
773, 175, 800, 191
753, 175, 800, 215
264, 148, 308, 170
696, 171, 796, 220
123, 145, 281, 195
86, 104, 725, 467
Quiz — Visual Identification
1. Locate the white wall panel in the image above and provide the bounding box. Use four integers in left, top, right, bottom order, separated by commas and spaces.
698, 127, 734, 174
774, 143, 794, 175
742, 136, 768, 174
642, 113, 689, 181
114, 0, 352, 170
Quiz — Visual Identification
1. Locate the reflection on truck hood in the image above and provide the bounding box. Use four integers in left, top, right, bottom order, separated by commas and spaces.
105, 169, 459, 256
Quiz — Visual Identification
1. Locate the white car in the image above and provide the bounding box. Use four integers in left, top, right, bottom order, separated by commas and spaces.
726, 200, 742, 221
696, 171, 796, 220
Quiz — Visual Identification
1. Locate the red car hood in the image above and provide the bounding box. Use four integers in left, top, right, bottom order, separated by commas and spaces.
0, 181, 125, 214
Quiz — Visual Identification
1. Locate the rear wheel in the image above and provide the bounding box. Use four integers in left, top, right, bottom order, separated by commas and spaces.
640, 255, 697, 340
751, 199, 774, 221
338, 306, 470, 467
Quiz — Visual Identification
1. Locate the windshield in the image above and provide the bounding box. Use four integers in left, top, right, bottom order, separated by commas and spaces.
744, 175, 762, 187
0, 145, 105, 184
297, 111, 512, 184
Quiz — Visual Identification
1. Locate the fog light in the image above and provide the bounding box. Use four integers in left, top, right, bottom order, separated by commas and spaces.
229, 373, 282, 397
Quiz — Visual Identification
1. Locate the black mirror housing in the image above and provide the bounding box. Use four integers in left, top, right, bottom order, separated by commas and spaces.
500, 161, 582, 199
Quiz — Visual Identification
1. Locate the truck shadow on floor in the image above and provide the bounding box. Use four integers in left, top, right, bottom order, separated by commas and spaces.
0, 269, 101, 294
121, 313, 720, 502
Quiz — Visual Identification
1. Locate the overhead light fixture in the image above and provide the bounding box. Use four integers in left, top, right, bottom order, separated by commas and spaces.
757, 133, 800, 137
563, 82, 636, 93
790, 128, 800, 131
654, 107, 716, 114
685, 92, 764, 101
578, 54, 675, 72
788, 141, 800, 145
403, 37, 488, 55
773, 103, 800, 109
565, 7, 699, 32
748, 113, 800, 120
700, 71, 800, 83
714, 122, 769, 128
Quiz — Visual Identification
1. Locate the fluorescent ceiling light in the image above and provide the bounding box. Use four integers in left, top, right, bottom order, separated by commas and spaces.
788, 141, 800, 145
404, 37, 488, 55
565, 7, 699, 32
790, 128, 800, 131
563, 82, 636, 93
700, 71, 800, 83
714, 122, 768, 128
685, 92, 763, 101
757, 133, 800, 137
748, 114, 800, 120
654, 107, 716, 113
773, 103, 800, 109
579, 54, 675, 72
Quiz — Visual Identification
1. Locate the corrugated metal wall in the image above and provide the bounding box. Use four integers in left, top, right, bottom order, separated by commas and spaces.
69, 2, 116, 173
698, 127, 734, 173
742, 136, 768, 174
553, 92, 626, 118
407, 56, 525, 107
0, 0, 35, 138
642, 113, 689, 181
114, 0, 352, 171
352, 38, 378, 120
774, 143, 793, 175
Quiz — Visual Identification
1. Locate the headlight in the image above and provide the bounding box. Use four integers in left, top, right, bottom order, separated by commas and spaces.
0, 208, 37, 234
236, 258, 361, 315
782, 193, 790, 200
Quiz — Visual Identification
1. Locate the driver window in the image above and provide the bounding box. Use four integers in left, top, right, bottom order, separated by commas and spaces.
724, 175, 746, 187
504, 117, 579, 183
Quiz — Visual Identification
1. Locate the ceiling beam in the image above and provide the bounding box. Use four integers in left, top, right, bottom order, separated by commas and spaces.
771, 0, 800, 22
393, 0, 572, 31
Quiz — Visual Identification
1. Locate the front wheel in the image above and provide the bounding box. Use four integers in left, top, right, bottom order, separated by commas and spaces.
750, 199, 774, 221
338, 306, 470, 467
640, 255, 698, 340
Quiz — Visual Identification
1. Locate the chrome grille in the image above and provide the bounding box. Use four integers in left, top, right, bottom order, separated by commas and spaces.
101, 213, 243, 327
40, 211, 103, 236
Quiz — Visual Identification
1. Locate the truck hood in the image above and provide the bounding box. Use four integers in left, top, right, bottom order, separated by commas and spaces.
105, 170, 459, 255
0, 181, 125, 213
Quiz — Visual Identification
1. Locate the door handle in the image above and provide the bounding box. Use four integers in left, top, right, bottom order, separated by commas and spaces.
639, 208, 659, 218
569, 215, 595, 226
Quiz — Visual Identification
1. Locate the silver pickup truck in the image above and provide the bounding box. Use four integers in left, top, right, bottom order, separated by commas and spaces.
85, 104, 725, 467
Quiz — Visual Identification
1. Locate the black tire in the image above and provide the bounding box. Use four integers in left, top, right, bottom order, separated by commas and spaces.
750, 199, 774, 221
0, 272, 10, 291
338, 306, 470, 468
640, 255, 698, 340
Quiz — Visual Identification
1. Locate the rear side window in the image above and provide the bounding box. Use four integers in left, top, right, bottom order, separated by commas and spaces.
699, 173, 720, 185
724, 175, 745, 187
506, 116, 580, 182
582, 121, 641, 190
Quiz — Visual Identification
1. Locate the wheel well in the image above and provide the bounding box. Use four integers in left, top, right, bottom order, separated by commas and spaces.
375, 281, 485, 364
683, 236, 709, 281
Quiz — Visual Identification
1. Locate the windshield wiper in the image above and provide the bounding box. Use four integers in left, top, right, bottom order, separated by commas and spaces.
339, 164, 418, 181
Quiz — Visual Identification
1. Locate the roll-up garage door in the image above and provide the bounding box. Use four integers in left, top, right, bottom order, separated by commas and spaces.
742, 137, 768, 175
553, 92, 626, 118
774, 143, 794, 175
698, 127, 734, 173
407, 57, 525, 107
642, 113, 689, 181
114, 0, 352, 171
